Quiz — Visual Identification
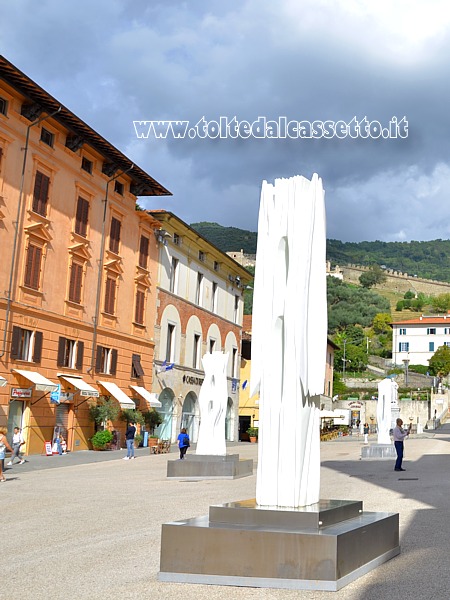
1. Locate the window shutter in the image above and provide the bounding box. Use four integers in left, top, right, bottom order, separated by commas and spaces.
110, 349, 118, 375
69, 262, 83, 303
109, 217, 121, 253
132, 354, 145, 378
104, 277, 116, 315
11, 326, 21, 359
75, 197, 89, 237
33, 331, 43, 363
135, 289, 145, 324
139, 235, 149, 268
25, 244, 42, 290
32, 171, 49, 216
95, 345, 103, 373
76, 341, 84, 371
57, 336, 66, 367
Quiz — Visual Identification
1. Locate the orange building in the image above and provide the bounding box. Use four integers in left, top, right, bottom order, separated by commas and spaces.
0, 56, 170, 454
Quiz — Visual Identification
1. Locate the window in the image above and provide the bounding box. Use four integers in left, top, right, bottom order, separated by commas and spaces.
213, 261, 220, 272
166, 323, 176, 362
57, 337, 84, 369
75, 197, 89, 237
109, 217, 121, 253
399, 328, 406, 335
32, 171, 50, 216
170, 258, 179, 294
209, 338, 216, 353
429, 342, 435, 352
81, 157, 93, 174
131, 353, 145, 378
68, 261, 83, 304
24, 243, 42, 290
95, 345, 117, 375
114, 180, 124, 195
138, 235, 149, 269
445, 342, 450, 347
234, 295, 240, 323
135, 289, 145, 324
0, 96, 8, 116
211, 282, 218, 312
40, 127, 54, 147
445, 328, 450, 335
199, 250, 205, 262
104, 276, 117, 315
231, 347, 238, 378
193, 334, 201, 369
399, 342, 409, 352
11, 326, 43, 363
196, 272, 204, 305
427, 328, 436, 335
173, 233, 181, 246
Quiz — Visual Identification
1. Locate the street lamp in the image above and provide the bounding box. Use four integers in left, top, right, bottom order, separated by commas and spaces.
402, 357, 410, 387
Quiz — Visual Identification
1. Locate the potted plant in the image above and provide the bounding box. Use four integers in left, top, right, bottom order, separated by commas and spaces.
247, 427, 258, 443
89, 397, 120, 430
142, 409, 163, 448
134, 433, 143, 448
91, 429, 113, 451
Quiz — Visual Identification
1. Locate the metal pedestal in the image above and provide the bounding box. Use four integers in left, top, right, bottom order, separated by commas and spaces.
159, 499, 400, 591
167, 454, 253, 480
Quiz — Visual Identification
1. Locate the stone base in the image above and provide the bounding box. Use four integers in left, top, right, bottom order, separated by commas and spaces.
166, 454, 253, 480
361, 443, 396, 459
158, 499, 400, 591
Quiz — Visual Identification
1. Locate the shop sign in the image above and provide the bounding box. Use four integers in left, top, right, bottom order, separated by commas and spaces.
231, 379, 238, 393
11, 387, 32, 398
80, 390, 99, 397
182, 375, 204, 386
50, 384, 61, 404
348, 401, 363, 409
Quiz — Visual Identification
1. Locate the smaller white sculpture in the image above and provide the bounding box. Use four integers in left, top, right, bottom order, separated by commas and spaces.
377, 378, 397, 444
196, 351, 229, 456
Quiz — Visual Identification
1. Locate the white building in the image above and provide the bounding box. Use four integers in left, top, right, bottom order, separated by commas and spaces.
392, 314, 450, 367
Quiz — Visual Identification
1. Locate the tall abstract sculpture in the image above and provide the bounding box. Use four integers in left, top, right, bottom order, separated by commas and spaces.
377, 377, 398, 444
250, 174, 327, 508
195, 351, 229, 456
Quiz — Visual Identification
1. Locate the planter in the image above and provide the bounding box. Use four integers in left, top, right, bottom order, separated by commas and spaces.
148, 437, 158, 448
249, 436, 257, 443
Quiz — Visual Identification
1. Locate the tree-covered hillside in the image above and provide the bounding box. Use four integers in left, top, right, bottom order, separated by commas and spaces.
191, 222, 450, 283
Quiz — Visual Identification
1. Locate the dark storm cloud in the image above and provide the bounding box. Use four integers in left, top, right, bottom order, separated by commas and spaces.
2, 0, 450, 241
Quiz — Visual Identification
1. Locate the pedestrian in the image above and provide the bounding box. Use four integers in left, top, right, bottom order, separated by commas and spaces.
7, 427, 26, 465
123, 421, 136, 460
393, 418, 411, 472
0, 427, 13, 482
363, 423, 369, 444
177, 427, 190, 460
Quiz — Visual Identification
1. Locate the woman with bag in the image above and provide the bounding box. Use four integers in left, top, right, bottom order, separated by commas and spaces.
0, 427, 13, 482
177, 427, 190, 460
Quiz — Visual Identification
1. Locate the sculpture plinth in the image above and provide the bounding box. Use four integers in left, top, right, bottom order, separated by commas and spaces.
361, 443, 397, 459
158, 499, 400, 591
167, 454, 253, 480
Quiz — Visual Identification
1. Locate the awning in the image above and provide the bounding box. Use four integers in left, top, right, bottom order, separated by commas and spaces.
0, 375, 6, 387
129, 385, 162, 408
13, 369, 59, 393
59, 375, 99, 397
320, 410, 345, 419
97, 381, 135, 409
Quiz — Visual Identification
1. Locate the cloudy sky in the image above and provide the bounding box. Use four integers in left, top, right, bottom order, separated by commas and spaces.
1, 0, 450, 242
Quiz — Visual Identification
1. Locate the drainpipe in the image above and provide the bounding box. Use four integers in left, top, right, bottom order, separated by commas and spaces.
0, 107, 61, 358
87, 164, 134, 374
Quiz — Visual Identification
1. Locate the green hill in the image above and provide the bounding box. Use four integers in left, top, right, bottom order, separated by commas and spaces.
191, 222, 450, 283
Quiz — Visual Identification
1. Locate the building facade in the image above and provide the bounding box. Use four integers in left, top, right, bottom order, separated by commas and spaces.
392, 314, 450, 367
0, 56, 170, 454
147, 211, 252, 444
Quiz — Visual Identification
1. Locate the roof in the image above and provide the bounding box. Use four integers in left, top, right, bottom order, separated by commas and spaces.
0, 55, 171, 198
392, 315, 450, 326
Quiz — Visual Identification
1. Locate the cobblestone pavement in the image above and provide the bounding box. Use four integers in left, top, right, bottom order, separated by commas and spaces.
2, 431, 450, 600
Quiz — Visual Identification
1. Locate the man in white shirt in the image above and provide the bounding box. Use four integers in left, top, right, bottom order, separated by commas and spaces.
393, 418, 411, 472
7, 427, 25, 466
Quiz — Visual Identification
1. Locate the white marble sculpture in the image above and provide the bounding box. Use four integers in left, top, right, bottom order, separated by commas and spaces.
377, 378, 397, 444
195, 351, 229, 456
250, 174, 327, 508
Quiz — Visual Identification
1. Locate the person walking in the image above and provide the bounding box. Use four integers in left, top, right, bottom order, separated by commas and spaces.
123, 421, 136, 460
393, 418, 411, 472
363, 423, 370, 444
177, 428, 190, 460
7, 427, 25, 465
0, 427, 13, 482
